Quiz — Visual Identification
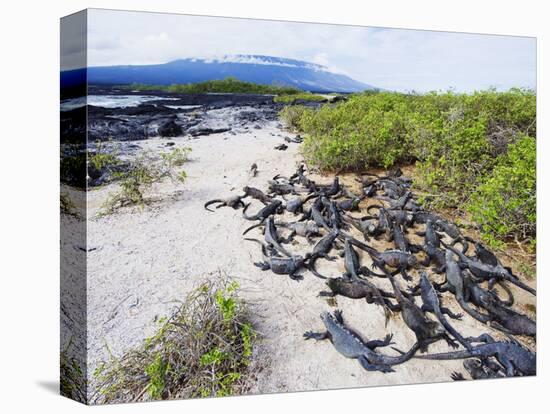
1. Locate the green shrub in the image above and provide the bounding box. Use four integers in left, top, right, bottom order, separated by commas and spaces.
101, 147, 191, 214
92, 279, 258, 403
60, 151, 87, 188
467, 135, 536, 244
279, 105, 311, 130
89, 141, 121, 171
60, 192, 80, 218
60, 341, 86, 403
274, 93, 326, 104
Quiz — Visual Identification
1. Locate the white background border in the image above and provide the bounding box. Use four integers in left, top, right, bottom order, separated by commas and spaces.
0, 1, 546, 412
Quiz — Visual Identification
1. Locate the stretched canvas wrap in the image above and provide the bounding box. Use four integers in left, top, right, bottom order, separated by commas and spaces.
60, 9, 537, 405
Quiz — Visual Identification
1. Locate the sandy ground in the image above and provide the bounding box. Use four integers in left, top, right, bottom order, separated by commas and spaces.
77, 111, 536, 399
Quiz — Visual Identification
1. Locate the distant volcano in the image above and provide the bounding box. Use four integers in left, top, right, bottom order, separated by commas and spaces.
72, 55, 377, 93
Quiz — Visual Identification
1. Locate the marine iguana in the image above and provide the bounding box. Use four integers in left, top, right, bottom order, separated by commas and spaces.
438, 249, 493, 323
387, 209, 415, 228
304, 310, 420, 373
243, 186, 272, 205
345, 236, 418, 274
434, 220, 469, 253
452, 358, 506, 380
337, 196, 364, 212
283, 194, 316, 214
419, 241, 447, 274
322, 177, 341, 197
274, 220, 321, 243
321, 197, 345, 230
245, 238, 306, 281
267, 180, 300, 195
464, 237, 499, 267
376, 191, 412, 209
388, 217, 421, 254
408, 334, 536, 377
306, 228, 340, 279
464, 273, 536, 337
342, 215, 375, 241
356, 174, 378, 188
289, 164, 317, 193
416, 219, 441, 249
444, 242, 536, 296
363, 184, 377, 198
387, 271, 458, 352
308, 198, 332, 231
204, 194, 246, 212
375, 207, 393, 240
377, 179, 407, 198
412, 211, 442, 225
242, 199, 283, 222
243, 216, 294, 257
340, 239, 393, 318
419, 271, 471, 349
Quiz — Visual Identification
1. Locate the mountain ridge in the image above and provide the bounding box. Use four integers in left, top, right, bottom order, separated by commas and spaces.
69, 55, 377, 93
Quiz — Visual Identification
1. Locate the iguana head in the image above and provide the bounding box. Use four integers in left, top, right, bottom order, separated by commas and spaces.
320, 311, 334, 325
408, 255, 419, 268
325, 278, 339, 290
293, 255, 305, 267
305, 221, 320, 234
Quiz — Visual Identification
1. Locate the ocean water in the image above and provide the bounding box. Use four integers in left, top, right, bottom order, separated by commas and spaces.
60, 95, 178, 111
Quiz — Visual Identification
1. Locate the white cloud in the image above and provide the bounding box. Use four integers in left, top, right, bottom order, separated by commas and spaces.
85, 9, 536, 92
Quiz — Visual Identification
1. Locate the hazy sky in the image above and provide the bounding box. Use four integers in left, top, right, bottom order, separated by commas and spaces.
78, 8, 536, 92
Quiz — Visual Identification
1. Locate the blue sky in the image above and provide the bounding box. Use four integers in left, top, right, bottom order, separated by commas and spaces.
78, 8, 536, 92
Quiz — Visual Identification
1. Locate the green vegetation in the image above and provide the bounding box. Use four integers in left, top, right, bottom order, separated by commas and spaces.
60, 342, 86, 403
92, 279, 258, 403
283, 89, 536, 244
60, 151, 87, 188
467, 135, 536, 246
125, 77, 301, 95
274, 93, 326, 104
89, 141, 122, 172
60, 192, 79, 218
101, 146, 191, 215
279, 105, 313, 130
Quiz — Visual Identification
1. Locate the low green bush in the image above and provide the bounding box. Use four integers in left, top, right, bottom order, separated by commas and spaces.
101, 146, 191, 215
92, 280, 258, 403
60, 342, 86, 403
279, 105, 312, 130
467, 135, 536, 244
274, 93, 326, 104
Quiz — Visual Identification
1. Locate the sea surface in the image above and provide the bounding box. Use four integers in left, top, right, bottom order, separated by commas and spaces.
60, 95, 179, 111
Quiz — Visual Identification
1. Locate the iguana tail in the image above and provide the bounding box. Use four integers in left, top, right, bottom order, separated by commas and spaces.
242, 222, 263, 235
503, 275, 536, 296
405, 349, 474, 361
307, 256, 328, 279
204, 199, 222, 212
372, 342, 421, 366
456, 295, 493, 324
244, 237, 268, 259
434, 308, 473, 350
242, 203, 260, 221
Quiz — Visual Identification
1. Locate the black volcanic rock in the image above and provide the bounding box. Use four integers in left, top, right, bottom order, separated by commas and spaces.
189, 127, 231, 137
158, 118, 183, 137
